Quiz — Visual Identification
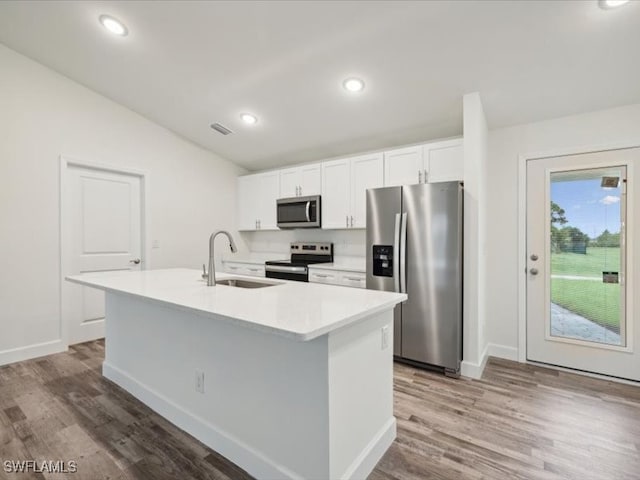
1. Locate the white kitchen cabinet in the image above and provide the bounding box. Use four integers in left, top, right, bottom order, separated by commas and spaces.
321, 158, 351, 229
308, 268, 366, 289
236, 171, 280, 231
384, 146, 423, 187
223, 261, 266, 277
308, 269, 339, 285
423, 139, 464, 183
279, 163, 321, 198
384, 139, 463, 186
321, 153, 383, 229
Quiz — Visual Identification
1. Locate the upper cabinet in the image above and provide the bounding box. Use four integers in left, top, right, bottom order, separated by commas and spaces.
423, 139, 464, 183
384, 138, 463, 186
236, 137, 461, 232
237, 171, 280, 231
322, 153, 384, 229
384, 146, 423, 187
279, 163, 321, 198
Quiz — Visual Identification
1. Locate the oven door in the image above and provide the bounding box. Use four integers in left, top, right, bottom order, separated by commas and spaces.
265, 264, 309, 282
277, 196, 321, 228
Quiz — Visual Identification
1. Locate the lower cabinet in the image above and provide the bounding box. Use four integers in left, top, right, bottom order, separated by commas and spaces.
222, 262, 266, 277
308, 268, 366, 289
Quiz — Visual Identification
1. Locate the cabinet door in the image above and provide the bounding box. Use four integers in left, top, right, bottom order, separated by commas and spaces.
237, 175, 257, 231
257, 171, 280, 230
350, 153, 384, 228
321, 158, 351, 229
299, 163, 321, 196
424, 139, 463, 183
384, 146, 423, 187
279, 167, 300, 198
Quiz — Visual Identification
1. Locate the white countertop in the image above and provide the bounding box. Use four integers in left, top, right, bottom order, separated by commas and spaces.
66, 268, 405, 341
308, 257, 366, 273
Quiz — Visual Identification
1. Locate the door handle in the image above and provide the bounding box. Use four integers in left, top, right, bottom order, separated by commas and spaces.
530, 268, 539, 275
129, 258, 141, 265
393, 213, 401, 293
399, 212, 407, 294
305, 201, 311, 222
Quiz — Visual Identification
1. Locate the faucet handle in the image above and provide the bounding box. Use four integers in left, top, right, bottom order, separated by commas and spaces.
202, 264, 208, 279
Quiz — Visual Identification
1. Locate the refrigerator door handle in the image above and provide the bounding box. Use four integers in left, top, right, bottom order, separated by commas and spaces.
399, 212, 408, 294
393, 213, 401, 293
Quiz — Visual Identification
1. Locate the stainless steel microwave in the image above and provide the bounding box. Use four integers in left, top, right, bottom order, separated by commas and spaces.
276, 195, 321, 229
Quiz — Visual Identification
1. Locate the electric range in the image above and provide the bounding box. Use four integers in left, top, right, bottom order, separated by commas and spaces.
265, 242, 333, 282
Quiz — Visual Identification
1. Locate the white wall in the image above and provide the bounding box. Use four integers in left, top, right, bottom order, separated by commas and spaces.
0, 44, 245, 364
487, 102, 640, 356
461, 92, 489, 377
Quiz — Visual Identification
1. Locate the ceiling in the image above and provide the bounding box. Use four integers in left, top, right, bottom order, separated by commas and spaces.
0, 1, 638, 171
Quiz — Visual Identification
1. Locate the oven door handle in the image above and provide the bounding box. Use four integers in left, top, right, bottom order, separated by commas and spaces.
305, 201, 311, 222
265, 265, 308, 274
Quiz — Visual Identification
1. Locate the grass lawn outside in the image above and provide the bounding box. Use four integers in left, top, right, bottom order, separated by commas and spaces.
551, 247, 622, 332
551, 247, 620, 277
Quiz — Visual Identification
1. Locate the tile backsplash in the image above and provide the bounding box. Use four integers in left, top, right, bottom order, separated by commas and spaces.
240, 229, 365, 257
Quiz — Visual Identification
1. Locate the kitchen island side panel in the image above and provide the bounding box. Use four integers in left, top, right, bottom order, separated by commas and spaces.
328, 310, 395, 479
103, 292, 330, 480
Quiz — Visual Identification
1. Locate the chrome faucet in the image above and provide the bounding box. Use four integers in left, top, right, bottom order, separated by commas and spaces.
206, 230, 237, 286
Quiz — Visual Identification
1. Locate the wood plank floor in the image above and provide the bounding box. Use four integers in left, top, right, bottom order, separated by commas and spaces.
1, 341, 639, 480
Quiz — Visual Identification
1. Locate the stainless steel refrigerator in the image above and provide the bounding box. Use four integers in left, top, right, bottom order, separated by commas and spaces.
366, 182, 462, 377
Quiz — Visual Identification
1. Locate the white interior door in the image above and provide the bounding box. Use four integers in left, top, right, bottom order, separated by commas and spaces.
526, 148, 639, 381
62, 163, 142, 345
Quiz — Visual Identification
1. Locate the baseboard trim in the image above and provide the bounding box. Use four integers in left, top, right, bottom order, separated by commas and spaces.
461, 343, 489, 379
487, 343, 519, 362
103, 362, 304, 480
0, 339, 66, 367
342, 417, 396, 479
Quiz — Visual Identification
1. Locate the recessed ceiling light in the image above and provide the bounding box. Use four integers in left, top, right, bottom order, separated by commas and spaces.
99, 15, 128, 36
240, 113, 258, 125
343, 78, 365, 93
598, 0, 630, 9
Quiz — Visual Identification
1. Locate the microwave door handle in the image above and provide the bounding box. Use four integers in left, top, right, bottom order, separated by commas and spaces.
393, 213, 401, 293
305, 201, 311, 222
399, 212, 407, 294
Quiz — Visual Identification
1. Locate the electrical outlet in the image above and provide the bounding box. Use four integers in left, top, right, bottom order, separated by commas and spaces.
195, 370, 205, 393
381, 325, 389, 350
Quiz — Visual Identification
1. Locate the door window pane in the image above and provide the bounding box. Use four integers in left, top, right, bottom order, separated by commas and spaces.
549, 167, 625, 346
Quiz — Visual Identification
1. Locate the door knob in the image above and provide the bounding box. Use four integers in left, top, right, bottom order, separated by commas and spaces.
529, 268, 539, 275
129, 258, 141, 265
530, 254, 539, 261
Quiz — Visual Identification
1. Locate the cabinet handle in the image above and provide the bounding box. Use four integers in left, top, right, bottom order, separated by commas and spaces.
248, 268, 260, 272
229, 266, 239, 270
423, 169, 428, 183
313, 273, 329, 278
258, 219, 261, 229
346, 215, 349, 228
350, 216, 354, 228
298, 185, 302, 196
344, 276, 363, 281
418, 170, 422, 183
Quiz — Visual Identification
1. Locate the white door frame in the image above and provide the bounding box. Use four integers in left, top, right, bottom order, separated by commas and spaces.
518, 141, 640, 363
59, 155, 150, 346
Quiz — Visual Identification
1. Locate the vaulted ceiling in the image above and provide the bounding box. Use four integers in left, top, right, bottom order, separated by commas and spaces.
0, 1, 638, 170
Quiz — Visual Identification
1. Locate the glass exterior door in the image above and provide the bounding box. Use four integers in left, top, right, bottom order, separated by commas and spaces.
526, 148, 639, 381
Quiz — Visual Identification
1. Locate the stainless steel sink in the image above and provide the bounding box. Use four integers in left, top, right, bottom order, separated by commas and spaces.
216, 278, 280, 289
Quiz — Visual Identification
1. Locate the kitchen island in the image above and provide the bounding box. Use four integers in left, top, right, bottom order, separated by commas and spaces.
66, 268, 406, 480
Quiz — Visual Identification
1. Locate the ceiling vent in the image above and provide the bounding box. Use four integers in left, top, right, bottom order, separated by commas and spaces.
210, 123, 233, 135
